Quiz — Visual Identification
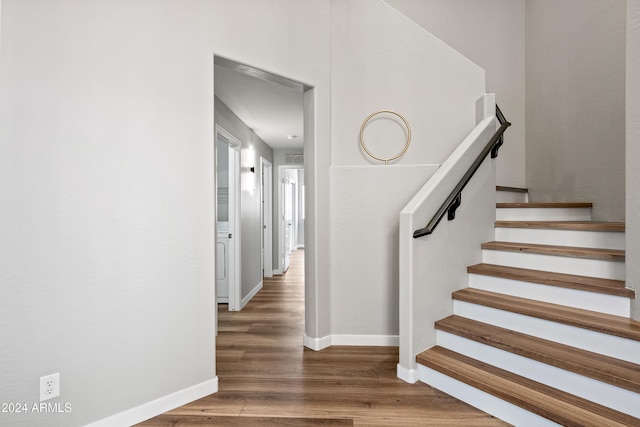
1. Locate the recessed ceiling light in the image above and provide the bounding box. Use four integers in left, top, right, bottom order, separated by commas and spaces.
287, 135, 298, 140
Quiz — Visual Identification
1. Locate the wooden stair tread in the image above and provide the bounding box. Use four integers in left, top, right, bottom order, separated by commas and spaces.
497, 202, 592, 208
435, 315, 640, 393
496, 186, 528, 193
495, 221, 625, 232
452, 288, 640, 341
481, 241, 625, 261
467, 263, 633, 298
417, 346, 640, 427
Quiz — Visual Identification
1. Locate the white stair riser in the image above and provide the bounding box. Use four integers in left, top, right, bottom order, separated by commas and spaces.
468, 274, 630, 317
481, 249, 626, 281
453, 300, 640, 364
436, 331, 640, 417
418, 364, 560, 427
496, 207, 591, 221
496, 192, 529, 203
494, 227, 625, 250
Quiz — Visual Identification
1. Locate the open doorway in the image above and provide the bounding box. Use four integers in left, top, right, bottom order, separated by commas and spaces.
261, 158, 273, 278
278, 165, 304, 274
214, 56, 317, 341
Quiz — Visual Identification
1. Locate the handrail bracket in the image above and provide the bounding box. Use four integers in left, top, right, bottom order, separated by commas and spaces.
490, 134, 504, 158
447, 193, 462, 221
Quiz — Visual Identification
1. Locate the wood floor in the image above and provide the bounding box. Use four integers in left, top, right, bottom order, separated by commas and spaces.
137, 250, 509, 426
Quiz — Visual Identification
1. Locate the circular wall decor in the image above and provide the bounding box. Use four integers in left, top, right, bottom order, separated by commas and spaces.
359, 110, 412, 165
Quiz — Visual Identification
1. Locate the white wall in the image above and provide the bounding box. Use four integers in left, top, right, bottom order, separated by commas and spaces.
327, 0, 485, 342
386, 0, 526, 187
215, 97, 273, 302
628, 0, 640, 321
0, 1, 330, 425
525, 0, 626, 221
331, 0, 485, 167
330, 165, 438, 342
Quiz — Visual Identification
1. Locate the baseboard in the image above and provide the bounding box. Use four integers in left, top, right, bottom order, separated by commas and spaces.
273, 268, 284, 276
397, 363, 419, 384
86, 377, 218, 427
331, 334, 399, 346
303, 334, 399, 350
304, 334, 332, 351
216, 297, 229, 304
240, 281, 263, 309
295, 244, 305, 249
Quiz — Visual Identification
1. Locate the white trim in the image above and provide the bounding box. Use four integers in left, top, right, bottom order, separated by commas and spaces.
240, 281, 263, 310
396, 363, 419, 384
496, 206, 591, 221
273, 268, 284, 276
494, 226, 625, 250
303, 334, 332, 351
468, 273, 631, 317
303, 334, 399, 350
295, 244, 305, 249
331, 334, 399, 346
86, 377, 218, 427
481, 249, 626, 280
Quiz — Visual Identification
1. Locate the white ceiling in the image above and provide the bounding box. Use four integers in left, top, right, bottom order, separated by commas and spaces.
214, 60, 305, 150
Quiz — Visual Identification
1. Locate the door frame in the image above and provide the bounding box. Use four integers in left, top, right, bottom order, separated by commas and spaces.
261, 158, 273, 278
277, 164, 303, 274
215, 125, 242, 311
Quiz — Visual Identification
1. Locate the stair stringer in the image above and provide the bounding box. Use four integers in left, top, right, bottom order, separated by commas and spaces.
398, 97, 497, 380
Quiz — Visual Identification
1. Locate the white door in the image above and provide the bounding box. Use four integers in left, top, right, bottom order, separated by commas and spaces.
290, 182, 297, 252
215, 126, 240, 310
261, 159, 273, 278
216, 138, 231, 303
283, 177, 293, 272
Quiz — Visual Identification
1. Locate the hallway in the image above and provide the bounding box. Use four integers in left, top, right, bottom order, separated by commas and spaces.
138, 250, 508, 426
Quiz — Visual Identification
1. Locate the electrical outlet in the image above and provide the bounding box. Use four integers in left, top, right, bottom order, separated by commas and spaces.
39, 373, 60, 402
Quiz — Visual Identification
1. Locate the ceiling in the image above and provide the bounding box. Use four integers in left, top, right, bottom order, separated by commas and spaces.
214, 58, 305, 150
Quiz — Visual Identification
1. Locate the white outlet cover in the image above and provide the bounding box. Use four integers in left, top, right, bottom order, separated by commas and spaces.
39, 373, 60, 402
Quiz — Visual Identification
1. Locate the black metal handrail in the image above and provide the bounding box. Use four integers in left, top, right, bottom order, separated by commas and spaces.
413, 105, 511, 238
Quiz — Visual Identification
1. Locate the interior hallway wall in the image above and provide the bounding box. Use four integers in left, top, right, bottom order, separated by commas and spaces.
386, 0, 526, 187
327, 0, 485, 341
215, 97, 274, 303
525, 0, 626, 221
0, 1, 331, 425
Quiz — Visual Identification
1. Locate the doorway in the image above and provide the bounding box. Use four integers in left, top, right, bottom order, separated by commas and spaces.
214, 56, 320, 346
261, 158, 273, 278
278, 165, 304, 274
216, 125, 241, 311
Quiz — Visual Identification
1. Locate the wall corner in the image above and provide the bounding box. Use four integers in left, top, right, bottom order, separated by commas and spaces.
476, 93, 496, 124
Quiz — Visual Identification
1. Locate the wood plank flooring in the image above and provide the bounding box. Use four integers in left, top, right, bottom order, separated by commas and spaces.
481, 241, 625, 261
137, 250, 509, 426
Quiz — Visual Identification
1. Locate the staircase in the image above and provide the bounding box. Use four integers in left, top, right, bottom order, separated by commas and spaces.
416, 186, 640, 426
